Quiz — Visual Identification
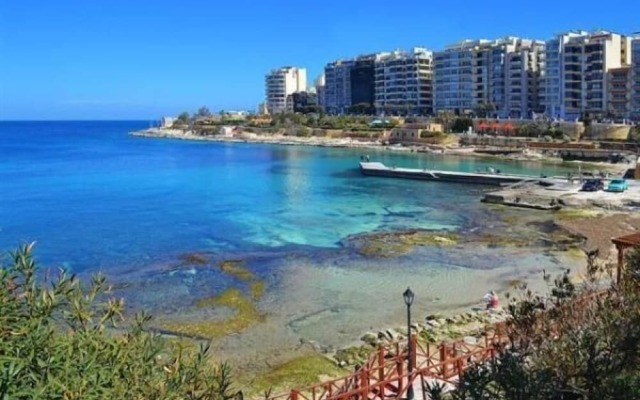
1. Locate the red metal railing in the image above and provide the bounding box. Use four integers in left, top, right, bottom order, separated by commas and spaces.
268, 290, 611, 400
267, 321, 509, 400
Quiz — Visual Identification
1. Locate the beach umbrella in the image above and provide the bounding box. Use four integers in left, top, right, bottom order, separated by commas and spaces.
491, 122, 501, 133
501, 122, 516, 136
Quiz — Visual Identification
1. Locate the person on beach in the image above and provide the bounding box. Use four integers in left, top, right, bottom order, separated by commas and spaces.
484, 290, 499, 310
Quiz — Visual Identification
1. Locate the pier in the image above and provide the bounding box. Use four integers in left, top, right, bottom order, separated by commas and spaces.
359, 162, 556, 187
359, 162, 640, 210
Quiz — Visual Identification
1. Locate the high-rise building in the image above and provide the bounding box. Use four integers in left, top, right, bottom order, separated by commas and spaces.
543, 30, 632, 120
632, 39, 640, 120
433, 37, 544, 118
265, 67, 307, 114
349, 53, 389, 114
286, 92, 319, 113
608, 67, 632, 118
374, 47, 433, 116
433, 40, 481, 115
503, 40, 545, 118
542, 31, 588, 119
324, 60, 355, 114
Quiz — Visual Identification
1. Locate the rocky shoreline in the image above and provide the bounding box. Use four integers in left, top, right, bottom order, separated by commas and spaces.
128, 127, 636, 394
328, 307, 510, 368
130, 128, 628, 170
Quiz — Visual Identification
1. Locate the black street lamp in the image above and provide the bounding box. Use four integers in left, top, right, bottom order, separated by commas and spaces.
403, 287, 415, 400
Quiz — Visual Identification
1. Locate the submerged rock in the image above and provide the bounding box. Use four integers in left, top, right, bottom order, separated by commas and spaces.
342, 229, 460, 258
360, 332, 379, 347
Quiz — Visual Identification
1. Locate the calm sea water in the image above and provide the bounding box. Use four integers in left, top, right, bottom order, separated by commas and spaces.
1, 121, 588, 361
0, 121, 576, 273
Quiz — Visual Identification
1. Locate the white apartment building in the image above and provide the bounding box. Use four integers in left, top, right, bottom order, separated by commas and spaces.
607, 67, 632, 118
265, 67, 307, 114
544, 31, 632, 120
374, 47, 433, 116
433, 38, 543, 118
632, 39, 640, 119
324, 60, 354, 114
542, 31, 588, 119
433, 40, 481, 114
504, 40, 545, 118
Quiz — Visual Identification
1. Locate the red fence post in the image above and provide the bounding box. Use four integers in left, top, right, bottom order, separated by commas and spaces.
360, 368, 368, 399
396, 353, 404, 396
440, 343, 448, 379
290, 390, 298, 400
377, 347, 384, 382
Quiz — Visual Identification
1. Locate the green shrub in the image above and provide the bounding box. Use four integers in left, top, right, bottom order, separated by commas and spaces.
429, 255, 640, 399
0, 243, 235, 400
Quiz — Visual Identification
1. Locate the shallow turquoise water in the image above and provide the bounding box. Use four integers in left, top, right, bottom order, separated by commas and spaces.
0, 121, 579, 273
1, 121, 589, 358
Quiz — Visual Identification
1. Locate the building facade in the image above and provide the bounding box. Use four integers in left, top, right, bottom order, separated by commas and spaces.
324, 60, 355, 114
349, 53, 389, 114
433, 38, 544, 118
374, 47, 433, 116
543, 31, 632, 120
632, 39, 640, 119
607, 67, 632, 118
542, 31, 588, 119
265, 67, 307, 114
286, 91, 319, 113
433, 40, 481, 115
503, 40, 545, 118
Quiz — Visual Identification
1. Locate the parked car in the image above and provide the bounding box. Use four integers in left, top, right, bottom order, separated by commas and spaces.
581, 179, 605, 192
607, 179, 629, 193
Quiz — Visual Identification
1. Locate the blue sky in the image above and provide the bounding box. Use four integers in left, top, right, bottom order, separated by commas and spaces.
1, 0, 639, 120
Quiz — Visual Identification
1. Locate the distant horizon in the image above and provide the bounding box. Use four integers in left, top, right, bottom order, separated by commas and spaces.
2, 0, 639, 120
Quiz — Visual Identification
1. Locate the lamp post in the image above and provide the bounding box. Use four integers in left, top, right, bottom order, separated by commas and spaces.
403, 287, 415, 400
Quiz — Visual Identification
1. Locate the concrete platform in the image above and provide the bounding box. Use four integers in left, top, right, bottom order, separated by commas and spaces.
484, 179, 640, 209
359, 162, 561, 187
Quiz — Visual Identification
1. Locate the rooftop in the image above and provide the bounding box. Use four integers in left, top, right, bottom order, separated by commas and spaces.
613, 232, 640, 248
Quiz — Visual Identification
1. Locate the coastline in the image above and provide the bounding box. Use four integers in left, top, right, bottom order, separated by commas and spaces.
124, 127, 637, 394
130, 128, 629, 172
233, 208, 631, 396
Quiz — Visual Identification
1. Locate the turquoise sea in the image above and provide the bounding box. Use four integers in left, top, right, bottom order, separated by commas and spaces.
0, 121, 585, 364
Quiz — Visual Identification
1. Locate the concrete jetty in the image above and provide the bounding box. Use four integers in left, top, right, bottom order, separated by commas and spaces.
359, 162, 555, 187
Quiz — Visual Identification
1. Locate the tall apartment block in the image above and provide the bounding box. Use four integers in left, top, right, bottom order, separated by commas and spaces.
374, 47, 433, 116
347, 53, 390, 114
432, 40, 478, 114
265, 67, 307, 114
544, 31, 633, 120
503, 40, 545, 118
542, 31, 588, 119
608, 67, 632, 118
433, 37, 543, 118
323, 60, 354, 114
632, 39, 640, 119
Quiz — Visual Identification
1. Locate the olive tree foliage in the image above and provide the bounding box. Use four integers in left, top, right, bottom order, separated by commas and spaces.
177, 111, 192, 124
428, 251, 640, 400
0, 243, 235, 400
196, 106, 213, 118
